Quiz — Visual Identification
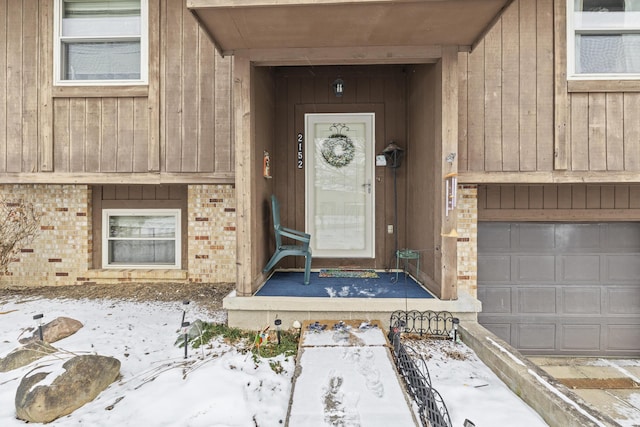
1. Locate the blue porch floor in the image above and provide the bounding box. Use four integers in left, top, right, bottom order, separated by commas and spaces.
254, 271, 435, 298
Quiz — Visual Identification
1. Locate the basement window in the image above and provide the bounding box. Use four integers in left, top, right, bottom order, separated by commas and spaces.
568, 0, 640, 79
102, 209, 181, 269
54, 0, 148, 85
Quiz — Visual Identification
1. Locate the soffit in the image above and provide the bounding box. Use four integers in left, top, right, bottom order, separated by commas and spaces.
187, 0, 512, 57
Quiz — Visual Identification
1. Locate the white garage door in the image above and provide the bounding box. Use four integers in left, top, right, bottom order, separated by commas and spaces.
478, 223, 640, 356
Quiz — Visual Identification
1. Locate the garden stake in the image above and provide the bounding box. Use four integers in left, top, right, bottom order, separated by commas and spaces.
182, 321, 190, 359
274, 318, 282, 345
33, 313, 44, 341
180, 300, 190, 327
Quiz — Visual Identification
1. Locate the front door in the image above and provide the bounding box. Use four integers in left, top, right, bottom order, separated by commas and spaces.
305, 113, 375, 258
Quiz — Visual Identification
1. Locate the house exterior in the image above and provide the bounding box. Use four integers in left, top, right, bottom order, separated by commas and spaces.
0, 0, 638, 357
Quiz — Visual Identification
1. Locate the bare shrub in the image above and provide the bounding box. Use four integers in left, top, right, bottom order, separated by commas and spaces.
0, 200, 41, 273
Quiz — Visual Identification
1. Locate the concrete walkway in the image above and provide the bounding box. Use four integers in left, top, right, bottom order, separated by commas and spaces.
530, 356, 640, 427
285, 320, 418, 427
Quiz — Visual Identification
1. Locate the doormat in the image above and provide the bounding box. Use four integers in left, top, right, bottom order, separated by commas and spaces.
318, 269, 379, 279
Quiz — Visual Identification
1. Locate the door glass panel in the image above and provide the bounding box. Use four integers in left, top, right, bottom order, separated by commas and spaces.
306, 113, 374, 258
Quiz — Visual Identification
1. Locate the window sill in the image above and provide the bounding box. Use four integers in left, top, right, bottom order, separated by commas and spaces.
53, 85, 149, 98
86, 269, 188, 281
568, 80, 640, 93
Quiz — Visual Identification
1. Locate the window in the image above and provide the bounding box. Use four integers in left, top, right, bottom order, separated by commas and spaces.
54, 0, 148, 85
568, 0, 640, 78
102, 210, 181, 269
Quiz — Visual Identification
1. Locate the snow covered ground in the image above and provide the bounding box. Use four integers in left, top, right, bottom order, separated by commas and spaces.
0, 297, 550, 426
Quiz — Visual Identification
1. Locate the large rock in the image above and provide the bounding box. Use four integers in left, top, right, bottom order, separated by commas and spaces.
19, 316, 83, 344
0, 341, 57, 372
15, 355, 121, 423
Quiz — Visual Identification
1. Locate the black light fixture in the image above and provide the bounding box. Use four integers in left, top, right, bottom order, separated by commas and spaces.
452, 317, 460, 343
332, 78, 345, 97
33, 313, 44, 341
274, 318, 282, 345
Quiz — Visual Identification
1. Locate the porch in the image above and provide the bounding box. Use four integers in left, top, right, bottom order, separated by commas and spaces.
224, 269, 481, 330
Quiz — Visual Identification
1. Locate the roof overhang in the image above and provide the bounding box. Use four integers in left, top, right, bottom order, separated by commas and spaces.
187, 0, 513, 60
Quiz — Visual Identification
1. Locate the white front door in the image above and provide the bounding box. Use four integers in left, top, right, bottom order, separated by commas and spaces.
305, 113, 375, 258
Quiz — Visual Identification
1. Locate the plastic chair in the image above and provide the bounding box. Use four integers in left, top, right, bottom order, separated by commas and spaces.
263, 195, 312, 285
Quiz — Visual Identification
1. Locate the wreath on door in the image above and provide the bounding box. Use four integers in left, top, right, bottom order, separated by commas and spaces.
320, 124, 355, 168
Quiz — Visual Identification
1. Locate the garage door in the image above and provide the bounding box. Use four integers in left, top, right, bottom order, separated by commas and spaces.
478, 223, 640, 356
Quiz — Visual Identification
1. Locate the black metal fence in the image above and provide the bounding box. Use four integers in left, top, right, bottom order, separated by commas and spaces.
389, 310, 453, 427
389, 309, 456, 338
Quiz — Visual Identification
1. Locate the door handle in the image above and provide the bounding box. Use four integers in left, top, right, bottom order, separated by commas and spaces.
362, 181, 372, 194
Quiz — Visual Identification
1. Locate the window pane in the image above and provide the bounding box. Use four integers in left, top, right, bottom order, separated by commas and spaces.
109, 215, 176, 238
63, 41, 141, 80
108, 240, 176, 265
576, 34, 640, 73
62, 16, 140, 37
577, 0, 625, 11
63, 0, 140, 18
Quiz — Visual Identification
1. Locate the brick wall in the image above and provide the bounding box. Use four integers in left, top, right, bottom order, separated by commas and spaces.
0, 185, 92, 286
187, 184, 237, 283
0, 184, 238, 287
457, 184, 478, 298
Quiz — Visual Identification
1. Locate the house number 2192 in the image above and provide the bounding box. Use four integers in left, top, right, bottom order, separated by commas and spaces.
297, 133, 303, 169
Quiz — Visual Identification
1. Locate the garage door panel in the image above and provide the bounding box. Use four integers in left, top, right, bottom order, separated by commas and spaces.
562, 287, 601, 314
478, 255, 511, 282
519, 287, 556, 314
556, 224, 602, 251
606, 254, 640, 281
517, 324, 556, 350
607, 288, 640, 314
561, 324, 601, 351
517, 224, 556, 251
478, 223, 512, 251
517, 255, 555, 282
606, 325, 640, 351
605, 223, 640, 251
478, 287, 512, 313
482, 323, 511, 343
560, 255, 601, 282
479, 222, 640, 356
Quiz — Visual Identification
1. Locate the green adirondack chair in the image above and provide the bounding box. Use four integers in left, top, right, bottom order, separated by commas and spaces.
263, 195, 312, 285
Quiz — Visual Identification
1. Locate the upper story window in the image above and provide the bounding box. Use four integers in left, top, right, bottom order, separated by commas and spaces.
568, 0, 640, 79
54, 0, 148, 85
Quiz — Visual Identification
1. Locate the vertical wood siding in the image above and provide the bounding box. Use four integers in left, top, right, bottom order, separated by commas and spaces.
160, 0, 233, 174
461, 0, 640, 174
479, 184, 640, 220
459, 0, 555, 173
1, 0, 233, 175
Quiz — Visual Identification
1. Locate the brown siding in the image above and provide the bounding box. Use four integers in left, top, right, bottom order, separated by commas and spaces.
274, 65, 406, 270
479, 184, 640, 220
0, 0, 233, 177
459, 0, 555, 173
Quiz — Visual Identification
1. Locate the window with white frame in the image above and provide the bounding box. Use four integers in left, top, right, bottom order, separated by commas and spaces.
102, 210, 181, 268
568, 0, 640, 78
54, 0, 148, 85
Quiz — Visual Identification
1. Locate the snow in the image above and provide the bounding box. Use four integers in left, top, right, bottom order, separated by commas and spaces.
0, 297, 550, 426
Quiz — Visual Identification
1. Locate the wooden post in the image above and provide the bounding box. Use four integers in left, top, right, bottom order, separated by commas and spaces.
438, 46, 458, 300
234, 54, 255, 297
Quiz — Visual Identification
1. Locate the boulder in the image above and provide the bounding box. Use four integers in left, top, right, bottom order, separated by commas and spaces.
15, 355, 121, 423
19, 316, 83, 344
0, 341, 57, 372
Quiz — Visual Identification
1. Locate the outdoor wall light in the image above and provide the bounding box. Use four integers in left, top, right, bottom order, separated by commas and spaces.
181, 321, 191, 359
332, 78, 345, 97
33, 313, 44, 341
452, 317, 460, 343
274, 318, 282, 345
